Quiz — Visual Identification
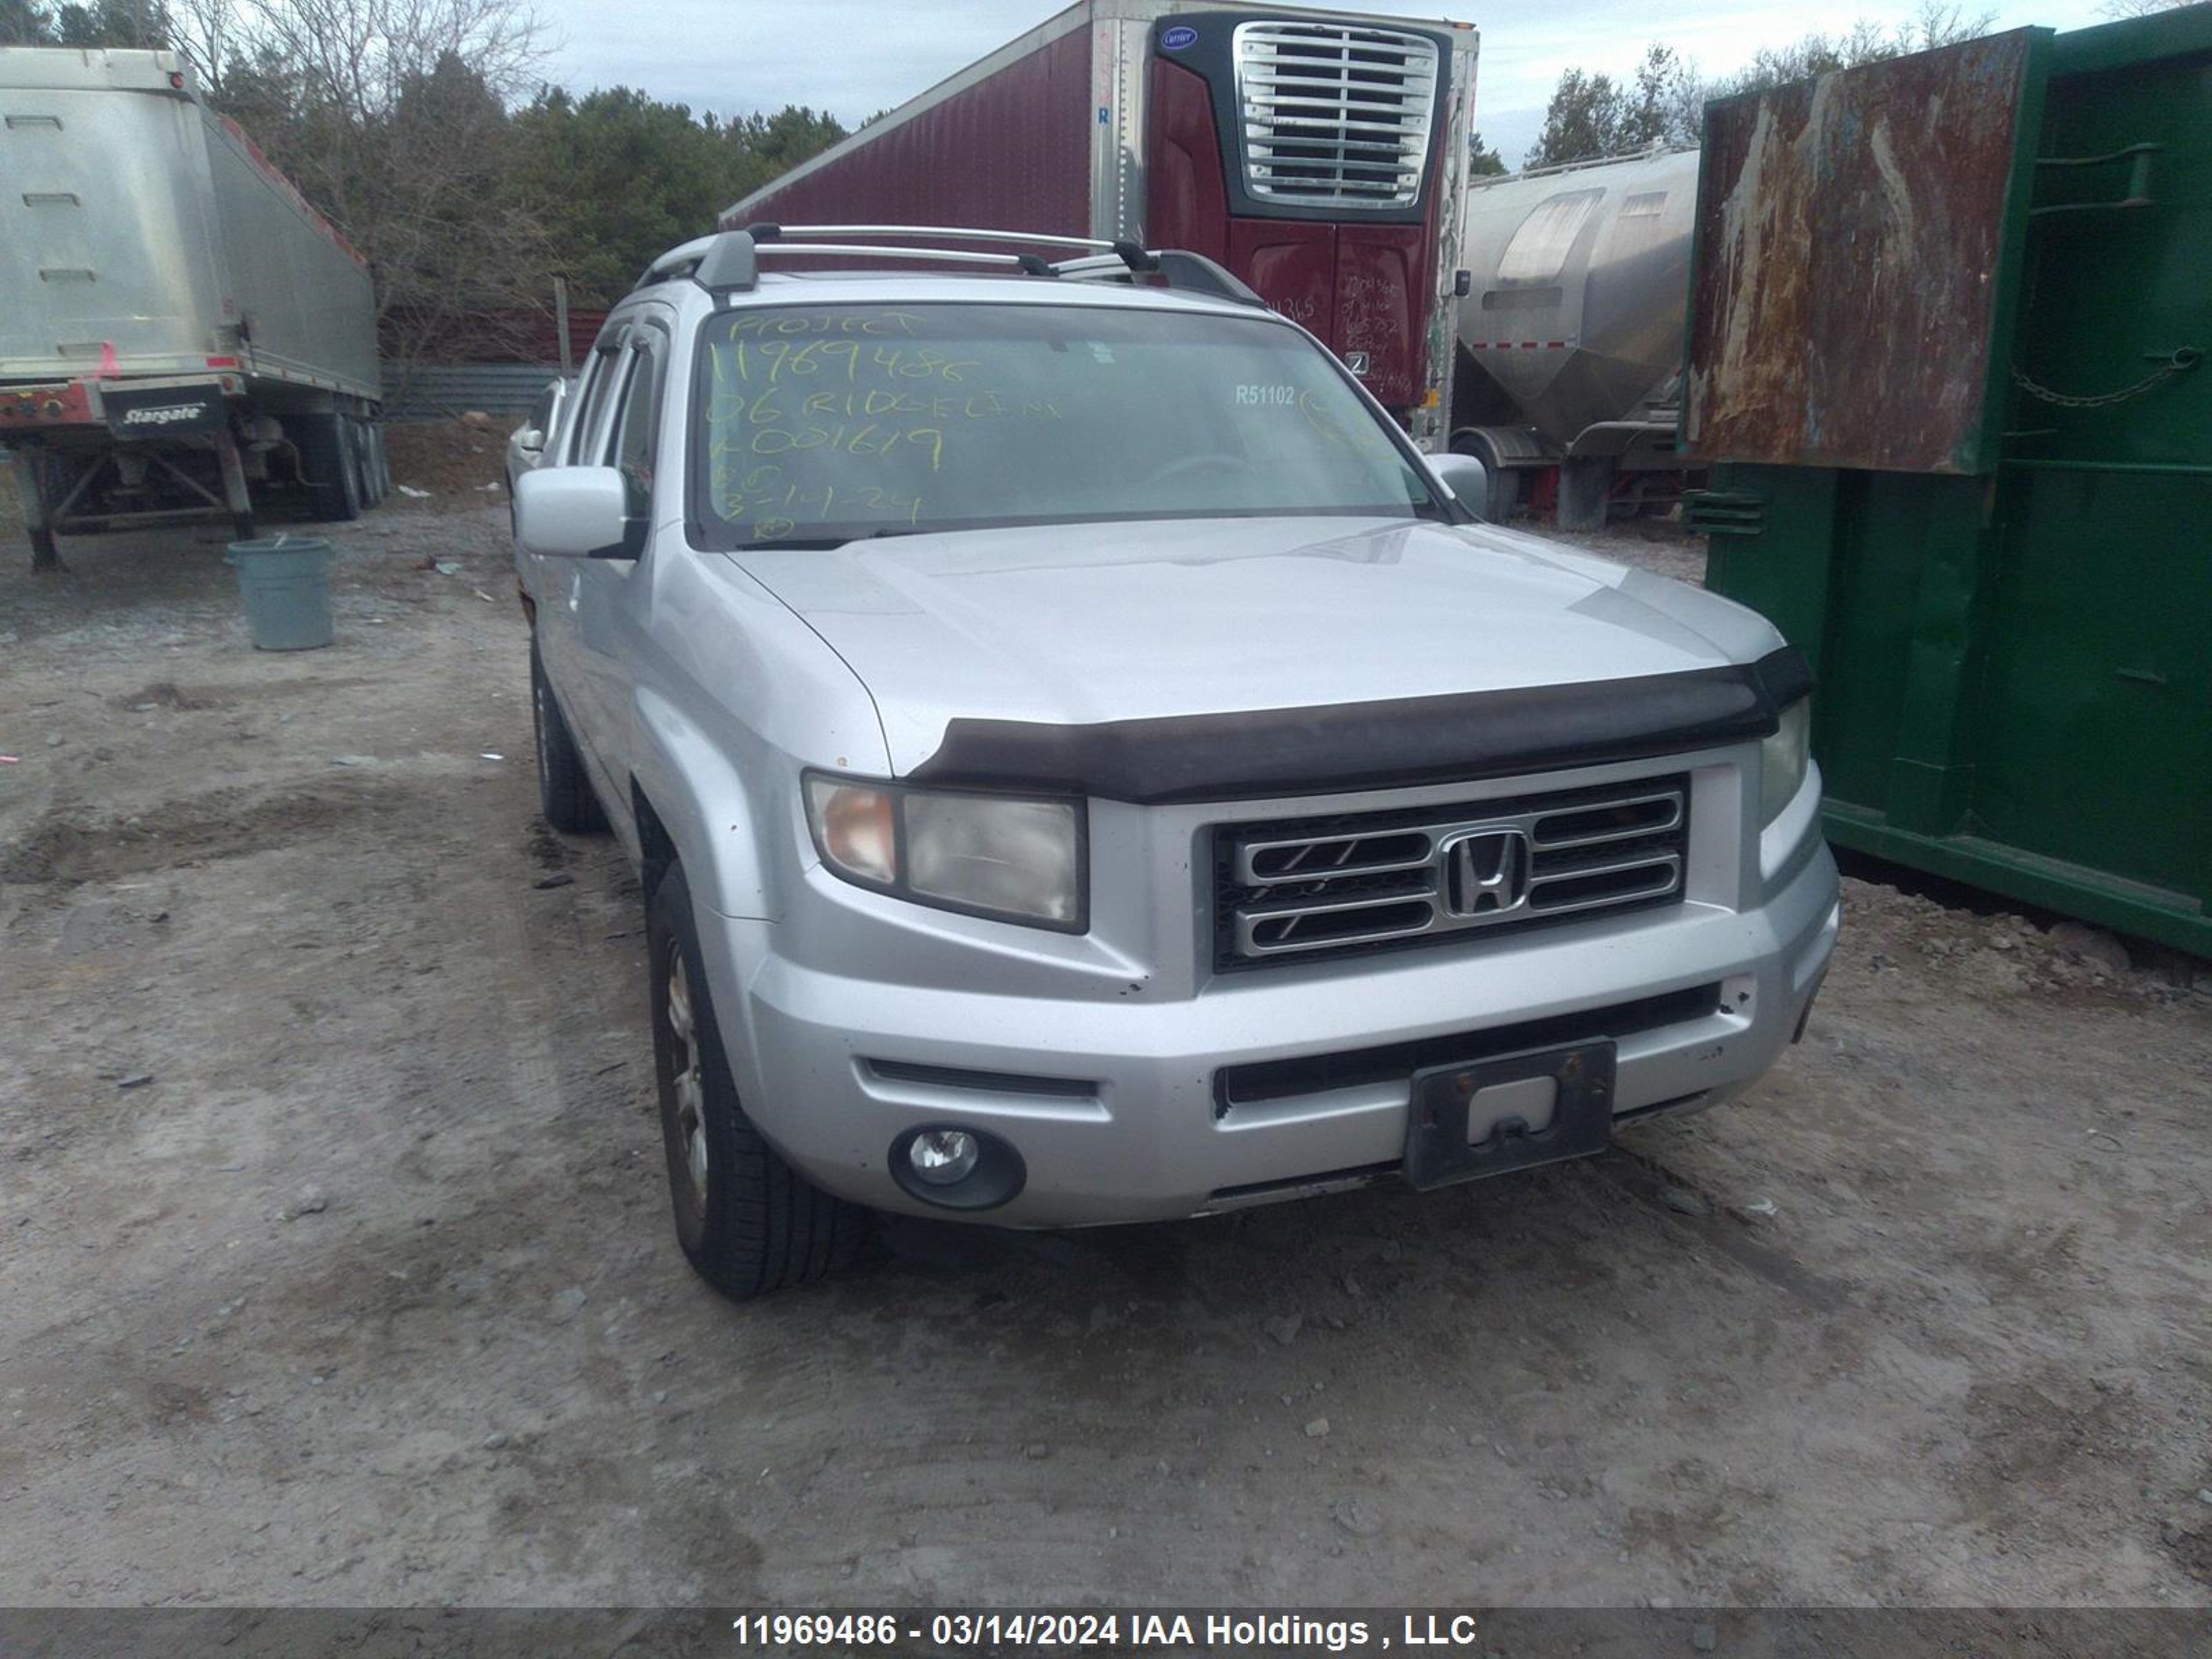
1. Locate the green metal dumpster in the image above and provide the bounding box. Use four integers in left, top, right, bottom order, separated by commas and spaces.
1683, 10, 2211, 955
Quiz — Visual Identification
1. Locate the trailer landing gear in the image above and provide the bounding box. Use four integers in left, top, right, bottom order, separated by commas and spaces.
11, 450, 62, 572
214, 429, 256, 543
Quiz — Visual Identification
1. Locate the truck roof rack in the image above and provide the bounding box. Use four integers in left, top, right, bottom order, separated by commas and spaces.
632, 224, 1264, 308
1052, 248, 1264, 308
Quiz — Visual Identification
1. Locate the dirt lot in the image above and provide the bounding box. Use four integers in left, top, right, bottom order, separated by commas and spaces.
2, 496, 2210, 1613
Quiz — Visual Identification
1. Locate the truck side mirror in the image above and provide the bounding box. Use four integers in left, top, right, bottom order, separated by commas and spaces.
514, 466, 641, 559
1428, 451, 1491, 521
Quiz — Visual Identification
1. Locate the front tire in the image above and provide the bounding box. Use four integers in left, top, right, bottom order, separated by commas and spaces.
648, 863, 871, 1299
529, 634, 608, 834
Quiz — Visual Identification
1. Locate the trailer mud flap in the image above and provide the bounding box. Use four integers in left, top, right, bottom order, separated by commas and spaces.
104, 385, 226, 438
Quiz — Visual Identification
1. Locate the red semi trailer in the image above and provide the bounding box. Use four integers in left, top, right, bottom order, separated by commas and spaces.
720, 1, 1479, 448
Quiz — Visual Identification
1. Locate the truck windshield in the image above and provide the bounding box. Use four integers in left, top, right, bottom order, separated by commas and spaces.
690, 302, 1441, 547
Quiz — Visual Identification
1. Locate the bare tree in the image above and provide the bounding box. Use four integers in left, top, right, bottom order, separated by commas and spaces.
213, 0, 555, 378
2098, 0, 2204, 15
164, 0, 235, 95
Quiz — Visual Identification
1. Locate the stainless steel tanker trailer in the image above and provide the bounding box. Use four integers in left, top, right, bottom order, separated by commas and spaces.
1450, 144, 1698, 527
0, 46, 386, 570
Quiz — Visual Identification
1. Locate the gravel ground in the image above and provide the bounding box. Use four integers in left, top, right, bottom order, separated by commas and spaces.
2, 500, 2209, 1613
1534, 518, 1709, 590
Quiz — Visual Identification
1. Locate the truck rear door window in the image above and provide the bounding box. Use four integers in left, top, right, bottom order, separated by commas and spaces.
608, 339, 664, 512
565, 343, 624, 464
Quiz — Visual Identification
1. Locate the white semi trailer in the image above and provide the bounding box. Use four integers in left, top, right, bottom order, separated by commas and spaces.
0, 47, 386, 569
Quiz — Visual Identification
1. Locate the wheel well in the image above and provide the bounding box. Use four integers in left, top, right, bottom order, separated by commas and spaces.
632, 783, 677, 901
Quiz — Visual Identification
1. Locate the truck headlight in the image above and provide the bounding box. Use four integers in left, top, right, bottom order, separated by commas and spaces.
805, 774, 1086, 931
1759, 698, 1812, 827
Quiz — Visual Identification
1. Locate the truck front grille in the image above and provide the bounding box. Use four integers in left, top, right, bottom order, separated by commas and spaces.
1212, 776, 1691, 971
1232, 20, 1438, 210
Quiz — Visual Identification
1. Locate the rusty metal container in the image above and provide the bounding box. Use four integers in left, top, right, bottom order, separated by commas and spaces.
1686, 11, 2212, 955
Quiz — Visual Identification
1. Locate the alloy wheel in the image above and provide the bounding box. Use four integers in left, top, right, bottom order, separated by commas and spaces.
664, 946, 709, 1205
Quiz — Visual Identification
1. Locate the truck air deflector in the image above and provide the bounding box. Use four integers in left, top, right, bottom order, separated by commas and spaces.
905, 646, 1812, 805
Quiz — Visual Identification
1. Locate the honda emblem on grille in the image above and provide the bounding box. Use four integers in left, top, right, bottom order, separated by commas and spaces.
1442, 828, 1531, 920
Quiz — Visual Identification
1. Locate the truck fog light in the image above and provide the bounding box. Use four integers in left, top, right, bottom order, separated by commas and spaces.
907, 1128, 980, 1186
889, 1123, 1026, 1210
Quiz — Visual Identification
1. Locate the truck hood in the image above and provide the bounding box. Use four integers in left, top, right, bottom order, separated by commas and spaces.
729, 516, 1783, 778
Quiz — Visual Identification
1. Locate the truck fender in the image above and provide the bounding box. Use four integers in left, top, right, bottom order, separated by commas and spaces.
628, 685, 776, 922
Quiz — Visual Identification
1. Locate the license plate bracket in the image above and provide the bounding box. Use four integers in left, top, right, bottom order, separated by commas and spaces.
1403, 1040, 1617, 1192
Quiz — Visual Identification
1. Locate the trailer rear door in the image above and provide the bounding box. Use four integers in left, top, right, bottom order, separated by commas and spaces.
0, 64, 229, 379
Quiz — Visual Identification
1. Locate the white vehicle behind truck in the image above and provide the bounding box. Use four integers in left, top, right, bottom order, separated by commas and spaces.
0, 46, 386, 568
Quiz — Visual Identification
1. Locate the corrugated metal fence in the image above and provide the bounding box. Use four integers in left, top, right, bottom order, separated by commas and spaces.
382, 363, 559, 423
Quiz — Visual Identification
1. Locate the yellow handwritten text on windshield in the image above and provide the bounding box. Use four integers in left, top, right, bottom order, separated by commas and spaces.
705, 312, 1063, 528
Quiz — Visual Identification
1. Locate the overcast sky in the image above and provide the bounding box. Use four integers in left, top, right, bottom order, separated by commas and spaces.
534, 0, 2112, 170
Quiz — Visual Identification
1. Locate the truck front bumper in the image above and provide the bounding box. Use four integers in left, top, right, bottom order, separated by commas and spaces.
714, 838, 1839, 1229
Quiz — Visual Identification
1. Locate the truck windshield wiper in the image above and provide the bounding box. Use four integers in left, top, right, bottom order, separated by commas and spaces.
744, 527, 928, 551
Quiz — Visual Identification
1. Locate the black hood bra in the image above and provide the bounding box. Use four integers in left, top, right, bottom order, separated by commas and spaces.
906, 646, 1815, 805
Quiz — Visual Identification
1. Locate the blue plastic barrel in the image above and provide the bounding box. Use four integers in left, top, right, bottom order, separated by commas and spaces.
225, 535, 335, 650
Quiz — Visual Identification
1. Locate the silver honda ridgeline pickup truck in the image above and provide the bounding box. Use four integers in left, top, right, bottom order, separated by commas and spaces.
514, 227, 1839, 1300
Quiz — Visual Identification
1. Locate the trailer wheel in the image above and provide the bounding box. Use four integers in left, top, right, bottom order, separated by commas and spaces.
299, 412, 363, 523
344, 415, 371, 509
363, 420, 388, 507
360, 418, 382, 507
